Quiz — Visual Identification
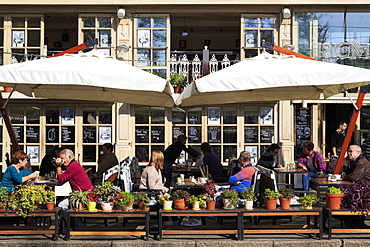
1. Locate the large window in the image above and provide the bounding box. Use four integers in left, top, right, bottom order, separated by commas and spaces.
79, 15, 115, 56
11, 16, 43, 62
134, 104, 277, 164
241, 15, 276, 59
294, 12, 370, 68
3, 104, 114, 168
134, 15, 170, 79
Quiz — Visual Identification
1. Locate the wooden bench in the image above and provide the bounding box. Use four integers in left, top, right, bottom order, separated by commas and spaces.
0, 208, 60, 241
240, 206, 323, 240
325, 208, 370, 239
61, 209, 150, 240
158, 208, 241, 240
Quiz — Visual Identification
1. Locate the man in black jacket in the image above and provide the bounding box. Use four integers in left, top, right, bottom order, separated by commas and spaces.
342, 145, 370, 183
163, 135, 199, 188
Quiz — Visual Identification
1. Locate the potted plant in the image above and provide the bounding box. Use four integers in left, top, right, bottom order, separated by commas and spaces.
189, 195, 205, 210
44, 189, 56, 211
69, 190, 89, 211
325, 186, 344, 210
278, 187, 295, 210
170, 72, 188, 93
341, 181, 370, 211
134, 192, 151, 210
171, 189, 190, 210
112, 191, 135, 211
96, 181, 115, 211
203, 180, 217, 210
158, 193, 172, 210
264, 188, 281, 210
10, 184, 46, 217
241, 186, 255, 210
221, 189, 239, 209
0, 187, 9, 211
86, 188, 100, 212
298, 194, 319, 209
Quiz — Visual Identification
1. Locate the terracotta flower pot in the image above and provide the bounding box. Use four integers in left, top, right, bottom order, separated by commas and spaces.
279, 197, 291, 210
174, 86, 182, 93
138, 202, 148, 211
325, 193, 344, 210
174, 199, 186, 209
45, 201, 55, 211
206, 200, 216, 210
3, 86, 12, 93
265, 197, 278, 210
362, 199, 370, 210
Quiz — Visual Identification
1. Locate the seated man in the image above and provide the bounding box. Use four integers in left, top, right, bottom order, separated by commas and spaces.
297, 141, 326, 191
91, 143, 119, 180
342, 145, 370, 182
200, 142, 225, 182
55, 149, 93, 192
257, 143, 282, 169
229, 151, 255, 192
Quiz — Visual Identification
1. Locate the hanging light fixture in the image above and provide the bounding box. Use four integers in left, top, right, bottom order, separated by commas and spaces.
181, 17, 189, 37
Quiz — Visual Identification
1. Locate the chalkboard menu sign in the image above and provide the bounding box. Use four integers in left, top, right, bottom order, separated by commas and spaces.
295, 107, 311, 156
83, 126, 96, 143
46, 126, 59, 143
62, 126, 75, 143
26, 126, 39, 143
151, 126, 164, 143
188, 126, 201, 143
173, 126, 186, 142
13, 126, 24, 143
135, 127, 149, 143
208, 126, 221, 143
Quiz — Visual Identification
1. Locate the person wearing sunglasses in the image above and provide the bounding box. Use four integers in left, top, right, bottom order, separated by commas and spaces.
257, 143, 282, 169
342, 145, 370, 182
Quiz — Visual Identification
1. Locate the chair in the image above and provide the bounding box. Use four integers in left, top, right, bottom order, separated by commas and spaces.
102, 165, 119, 183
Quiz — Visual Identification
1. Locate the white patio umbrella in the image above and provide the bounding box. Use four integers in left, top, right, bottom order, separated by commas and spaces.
0, 51, 175, 107
176, 53, 370, 106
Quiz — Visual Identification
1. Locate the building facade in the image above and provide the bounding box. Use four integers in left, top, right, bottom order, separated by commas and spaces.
1, 1, 370, 171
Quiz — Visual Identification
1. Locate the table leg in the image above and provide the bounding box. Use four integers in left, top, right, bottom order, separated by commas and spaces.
319, 211, 323, 240
327, 209, 332, 240
158, 211, 163, 241
145, 211, 149, 241
54, 210, 59, 241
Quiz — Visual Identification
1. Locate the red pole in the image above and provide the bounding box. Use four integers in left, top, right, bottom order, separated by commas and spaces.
333, 89, 366, 174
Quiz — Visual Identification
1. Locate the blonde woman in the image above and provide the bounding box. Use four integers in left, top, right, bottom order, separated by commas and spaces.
139, 150, 169, 193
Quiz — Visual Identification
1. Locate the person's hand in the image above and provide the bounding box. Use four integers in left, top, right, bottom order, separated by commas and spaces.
276, 164, 282, 168
54, 157, 64, 167
31, 172, 38, 179
163, 187, 169, 193
341, 172, 346, 178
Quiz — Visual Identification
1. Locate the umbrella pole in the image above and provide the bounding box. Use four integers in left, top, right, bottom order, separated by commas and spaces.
0, 93, 20, 153
333, 88, 366, 174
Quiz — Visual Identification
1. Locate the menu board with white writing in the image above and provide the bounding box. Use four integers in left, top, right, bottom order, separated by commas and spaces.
62, 126, 75, 143
26, 126, 39, 143
188, 126, 201, 143
13, 126, 24, 143
173, 126, 186, 142
83, 126, 96, 143
46, 126, 59, 143
295, 107, 311, 157
208, 126, 221, 143
135, 127, 149, 143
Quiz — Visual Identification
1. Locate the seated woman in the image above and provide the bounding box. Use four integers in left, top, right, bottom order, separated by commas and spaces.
139, 150, 169, 193
200, 142, 225, 182
229, 151, 255, 192
0, 151, 37, 191
257, 143, 282, 169
91, 143, 119, 180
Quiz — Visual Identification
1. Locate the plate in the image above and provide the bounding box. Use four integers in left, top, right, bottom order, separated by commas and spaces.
223, 207, 235, 210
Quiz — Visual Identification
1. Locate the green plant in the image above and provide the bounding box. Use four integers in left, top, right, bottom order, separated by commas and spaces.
264, 188, 281, 198
189, 195, 206, 207
112, 191, 135, 207
69, 190, 89, 210
134, 192, 151, 204
158, 194, 171, 205
278, 187, 295, 199
298, 194, 319, 209
241, 186, 255, 201
326, 186, 343, 194
96, 182, 114, 202
10, 184, 47, 217
0, 187, 9, 203
222, 189, 239, 207
171, 189, 190, 200
169, 72, 188, 88
45, 189, 56, 202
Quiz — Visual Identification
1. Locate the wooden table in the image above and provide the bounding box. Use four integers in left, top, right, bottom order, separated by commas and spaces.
310, 178, 351, 198
61, 209, 150, 240
325, 208, 370, 239
0, 208, 60, 240
240, 206, 323, 240
158, 208, 241, 240
273, 167, 306, 190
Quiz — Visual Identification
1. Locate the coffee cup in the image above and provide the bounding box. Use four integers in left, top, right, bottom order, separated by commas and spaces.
334, 174, 341, 180
200, 177, 206, 183
177, 177, 183, 184
34, 171, 40, 181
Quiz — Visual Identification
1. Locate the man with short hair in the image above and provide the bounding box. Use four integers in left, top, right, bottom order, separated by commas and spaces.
55, 149, 92, 191
331, 121, 347, 156
297, 141, 326, 191
342, 145, 370, 182
229, 151, 255, 192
